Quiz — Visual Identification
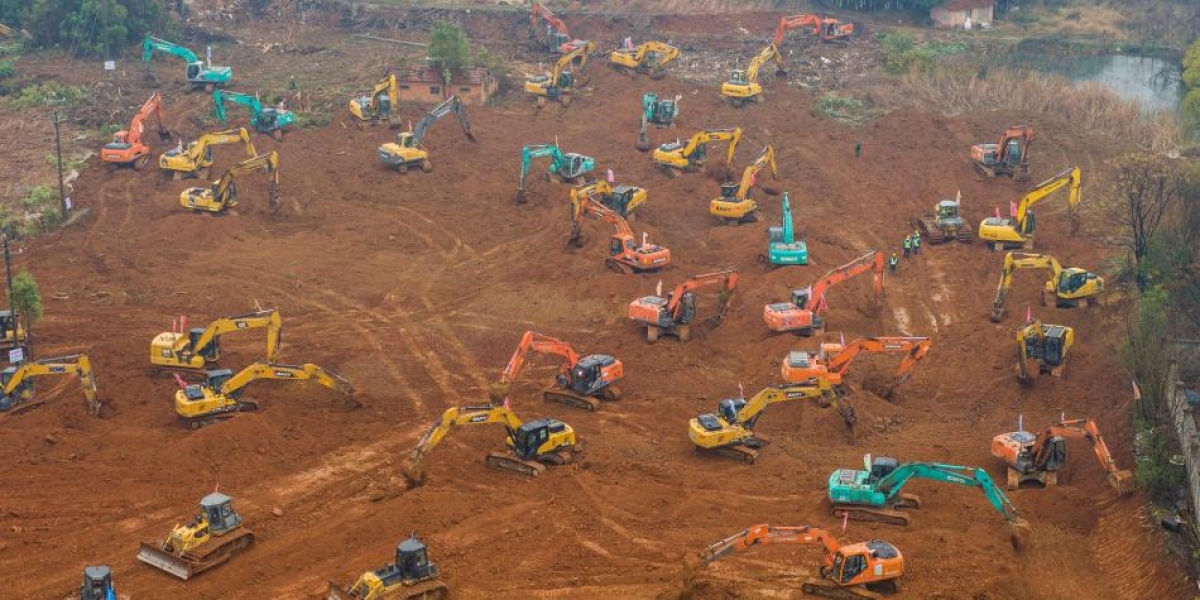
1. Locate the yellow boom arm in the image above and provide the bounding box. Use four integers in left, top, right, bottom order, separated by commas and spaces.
991, 252, 1060, 321
2, 354, 99, 415
406, 404, 524, 473
735, 145, 777, 200
1013, 166, 1081, 228
745, 43, 785, 83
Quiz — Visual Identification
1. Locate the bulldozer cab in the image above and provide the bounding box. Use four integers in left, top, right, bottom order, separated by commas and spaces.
81, 566, 113, 600
397, 535, 438, 581
200, 492, 242, 534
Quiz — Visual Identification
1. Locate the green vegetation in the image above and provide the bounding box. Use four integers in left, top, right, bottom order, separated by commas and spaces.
1184, 39, 1200, 139
0, 0, 164, 56
877, 32, 966, 75
820, 0, 942, 10
20, 184, 62, 235
815, 93, 868, 124
11, 269, 41, 326
428, 21, 471, 80
8, 81, 84, 109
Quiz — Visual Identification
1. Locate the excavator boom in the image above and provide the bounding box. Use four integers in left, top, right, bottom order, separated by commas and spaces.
0, 354, 100, 416
978, 166, 1081, 248
151, 308, 282, 371
763, 250, 884, 334
174, 361, 354, 426
180, 151, 280, 213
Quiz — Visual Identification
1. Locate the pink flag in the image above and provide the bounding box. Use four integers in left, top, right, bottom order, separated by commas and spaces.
173, 374, 188, 389
1025, 305, 1032, 324
1132, 379, 1141, 400
738, 381, 744, 399
842, 510, 849, 532
1010, 201, 1018, 217
994, 206, 1001, 219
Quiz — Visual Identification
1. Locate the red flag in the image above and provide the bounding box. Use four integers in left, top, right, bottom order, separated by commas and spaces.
1010, 200, 1018, 217
817, 295, 828, 313
842, 510, 849, 532
173, 374, 189, 389
1025, 305, 1032, 324
738, 381, 745, 399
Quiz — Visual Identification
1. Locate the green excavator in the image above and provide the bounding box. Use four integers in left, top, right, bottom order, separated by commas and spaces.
143, 35, 232, 89
827, 455, 1030, 549
635, 92, 680, 151
516, 143, 595, 203
760, 192, 808, 266
213, 90, 295, 139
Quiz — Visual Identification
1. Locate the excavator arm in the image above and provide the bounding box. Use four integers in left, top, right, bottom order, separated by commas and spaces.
405, 403, 524, 483
213, 90, 260, 125
991, 252, 1061, 321
746, 44, 786, 82
732, 381, 839, 429
1013, 166, 1082, 231
806, 250, 885, 312
1034, 419, 1134, 492
129, 93, 169, 148
213, 362, 353, 400
551, 40, 598, 84
194, 128, 256, 162
733, 145, 777, 200
687, 129, 742, 165
668, 269, 739, 322
2, 354, 100, 415
701, 524, 840, 564
774, 14, 823, 45
408, 95, 475, 148
824, 337, 931, 383
879, 463, 1023, 524
170, 309, 282, 365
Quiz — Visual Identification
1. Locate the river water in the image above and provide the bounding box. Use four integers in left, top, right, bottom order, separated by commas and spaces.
1004, 48, 1183, 113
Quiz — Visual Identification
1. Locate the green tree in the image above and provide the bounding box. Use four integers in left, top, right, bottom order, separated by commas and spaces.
1121, 285, 1170, 423
25, 0, 162, 56
428, 21, 471, 82
11, 269, 41, 328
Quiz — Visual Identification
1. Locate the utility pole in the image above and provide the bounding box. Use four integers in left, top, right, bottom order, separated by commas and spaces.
54, 111, 68, 218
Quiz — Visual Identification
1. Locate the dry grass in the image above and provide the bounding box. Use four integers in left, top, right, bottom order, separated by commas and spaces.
875, 66, 1181, 154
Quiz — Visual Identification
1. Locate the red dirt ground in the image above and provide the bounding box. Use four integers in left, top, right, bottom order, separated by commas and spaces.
0, 5, 1191, 599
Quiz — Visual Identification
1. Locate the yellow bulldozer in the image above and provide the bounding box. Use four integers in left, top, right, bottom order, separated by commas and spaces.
137, 492, 255, 580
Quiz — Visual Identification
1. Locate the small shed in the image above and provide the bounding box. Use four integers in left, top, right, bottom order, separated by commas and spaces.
931, 0, 994, 28
395, 65, 498, 106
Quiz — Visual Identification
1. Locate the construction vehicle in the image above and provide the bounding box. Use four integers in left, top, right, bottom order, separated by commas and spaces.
159, 127, 256, 179
761, 192, 808, 266
610, 41, 680, 78
990, 252, 1103, 321
0, 310, 27, 352
763, 251, 884, 335
377, 95, 475, 174
174, 361, 355, 427
489, 330, 623, 411
349, 73, 400, 128
689, 381, 853, 463
516, 144, 595, 203
142, 35, 232, 89
1015, 318, 1074, 383
529, 2, 587, 54
100, 92, 170, 170
403, 401, 580, 484
827, 456, 1030, 548
992, 416, 1134, 493
137, 492, 254, 580
525, 40, 598, 107
150, 309, 281, 374
213, 89, 295, 138
700, 524, 903, 598
636, 92, 680, 151
80, 566, 117, 600
180, 151, 280, 213
774, 14, 856, 45
328, 534, 447, 600
0, 354, 100, 416
720, 43, 785, 106
972, 125, 1034, 181
913, 192, 973, 244
710, 144, 777, 224
628, 269, 738, 343
570, 180, 647, 218
652, 128, 741, 177
978, 166, 1082, 250
0, 23, 23, 39
569, 195, 671, 273
781, 337, 930, 394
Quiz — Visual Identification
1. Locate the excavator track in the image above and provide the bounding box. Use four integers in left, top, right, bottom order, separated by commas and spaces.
543, 390, 599, 411
954, 227, 975, 243
485, 453, 547, 477
185, 401, 259, 429
915, 217, 946, 244
605, 258, 636, 274
138, 528, 255, 580
800, 580, 884, 600
702, 444, 759, 464
397, 579, 449, 599
831, 504, 912, 526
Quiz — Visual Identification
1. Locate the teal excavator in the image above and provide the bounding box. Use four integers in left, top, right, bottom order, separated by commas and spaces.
516, 144, 595, 203
143, 35, 232, 89
213, 90, 295, 139
761, 192, 808, 266
635, 92, 680, 151
827, 455, 1030, 549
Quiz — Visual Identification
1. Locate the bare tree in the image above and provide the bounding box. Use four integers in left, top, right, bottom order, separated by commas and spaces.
1104, 153, 1185, 292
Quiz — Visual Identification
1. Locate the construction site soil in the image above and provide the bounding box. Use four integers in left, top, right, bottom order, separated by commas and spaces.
0, 5, 1192, 599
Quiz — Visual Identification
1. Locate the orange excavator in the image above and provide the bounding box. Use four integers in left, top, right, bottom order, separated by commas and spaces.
971, 125, 1034, 181
763, 251, 885, 335
991, 416, 1134, 494
101, 92, 170, 170
781, 336, 931, 391
774, 14, 855, 46
569, 194, 671, 274
488, 330, 623, 411
529, 2, 586, 54
628, 269, 738, 343
698, 524, 904, 598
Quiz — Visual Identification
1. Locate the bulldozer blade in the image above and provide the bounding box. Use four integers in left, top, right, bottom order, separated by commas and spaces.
327, 581, 354, 600
138, 542, 194, 580
1109, 470, 1136, 495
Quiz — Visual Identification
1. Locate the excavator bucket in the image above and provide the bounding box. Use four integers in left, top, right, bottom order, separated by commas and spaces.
1009, 518, 1032, 552
1109, 470, 1135, 495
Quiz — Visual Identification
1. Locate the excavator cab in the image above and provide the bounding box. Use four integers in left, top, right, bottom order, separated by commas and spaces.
728, 69, 749, 86
186, 62, 202, 81
562, 354, 618, 396
80, 566, 115, 600
0, 309, 24, 349
830, 540, 900, 585
867, 456, 899, 484
718, 397, 747, 424
791, 287, 814, 310
1057, 269, 1093, 295
187, 327, 221, 361
718, 182, 740, 201
1040, 326, 1069, 367
605, 185, 641, 216
513, 418, 568, 461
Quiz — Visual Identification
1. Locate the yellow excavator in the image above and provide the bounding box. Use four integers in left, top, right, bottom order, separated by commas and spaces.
180, 151, 280, 213
403, 401, 580, 486
979, 166, 1082, 251
653, 127, 741, 177
720, 43, 785, 106
377, 95, 475, 174
0, 354, 100, 416
1016, 318, 1074, 383
570, 180, 647, 218
149, 309, 281, 375
525, 40, 598, 107
609, 41, 680, 78
138, 492, 254, 580
159, 128, 256, 180
689, 381, 853, 463
174, 361, 355, 427
349, 73, 400, 128
328, 534, 448, 600
710, 144, 777, 224
0, 309, 26, 352
990, 252, 1103, 322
